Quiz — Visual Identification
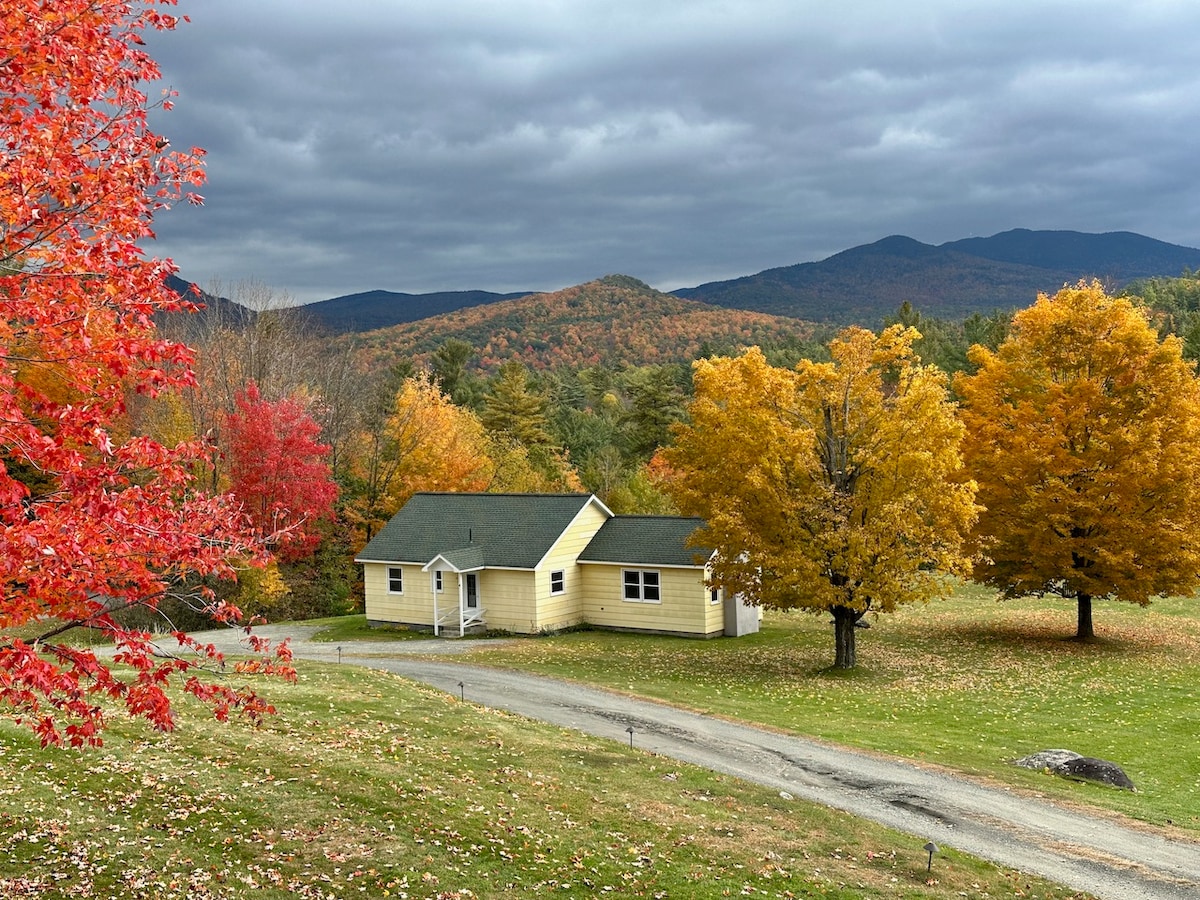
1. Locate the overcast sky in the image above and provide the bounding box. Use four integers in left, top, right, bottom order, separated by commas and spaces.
144, 1, 1200, 305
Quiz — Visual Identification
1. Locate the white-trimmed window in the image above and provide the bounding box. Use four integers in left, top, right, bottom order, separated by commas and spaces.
710, 587, 722, 605
387, 567, 404, 594
434, 571, 444, 593
550, 570, 565, 595
623, 569, 661, 603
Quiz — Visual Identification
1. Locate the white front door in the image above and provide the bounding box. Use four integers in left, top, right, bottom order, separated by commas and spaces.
464, 573, 479, 611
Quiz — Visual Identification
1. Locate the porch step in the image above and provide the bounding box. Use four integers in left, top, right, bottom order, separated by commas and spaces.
434, 608, 487, 638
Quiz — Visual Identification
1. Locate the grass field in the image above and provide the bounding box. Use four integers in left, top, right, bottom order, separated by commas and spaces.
303, 615, 433, 644
459, 582, 1200, 831
0, 662, 1091, 899
3, 582, 1189, 898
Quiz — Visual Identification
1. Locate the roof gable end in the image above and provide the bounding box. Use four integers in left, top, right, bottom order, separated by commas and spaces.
532, 494, 614, 570
423, 547, 485, 573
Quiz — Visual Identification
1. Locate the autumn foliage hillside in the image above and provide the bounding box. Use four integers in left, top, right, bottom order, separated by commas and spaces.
351, 275, 815, 372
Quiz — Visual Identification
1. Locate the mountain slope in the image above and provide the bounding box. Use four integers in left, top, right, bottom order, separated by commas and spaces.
942, 228, 1200, 276
674, 229, 1200, 323
298, 288, 534, 334
350, 275, 815, 372
159, 275, 254, 337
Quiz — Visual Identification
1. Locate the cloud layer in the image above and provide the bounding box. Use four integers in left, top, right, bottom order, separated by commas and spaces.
145, 1, 1200, 303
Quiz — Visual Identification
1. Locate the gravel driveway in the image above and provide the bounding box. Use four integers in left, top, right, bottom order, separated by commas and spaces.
189, 625, 1200, 900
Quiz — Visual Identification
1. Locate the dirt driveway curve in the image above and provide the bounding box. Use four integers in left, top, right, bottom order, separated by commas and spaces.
192, 626, 1200, 900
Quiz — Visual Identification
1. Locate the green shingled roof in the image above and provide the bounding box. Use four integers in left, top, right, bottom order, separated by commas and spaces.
356, 493, 603, 569
579, 516, 711, 567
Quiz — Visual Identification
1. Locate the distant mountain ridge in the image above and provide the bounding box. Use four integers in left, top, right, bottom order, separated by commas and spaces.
673, 229, 1200, 322
298, 288, 534, 334
941, 229, 1198, 272
172, 229, 1200, 332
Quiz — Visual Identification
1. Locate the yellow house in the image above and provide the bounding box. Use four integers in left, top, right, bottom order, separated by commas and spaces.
355, 492, 760, 638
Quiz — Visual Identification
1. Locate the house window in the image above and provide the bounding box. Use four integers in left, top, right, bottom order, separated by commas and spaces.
387, 567, 403, 594
623, 569, 661, 603
434, 571, 443, 593
550, 570, 565, 594
710, 587, 721, 605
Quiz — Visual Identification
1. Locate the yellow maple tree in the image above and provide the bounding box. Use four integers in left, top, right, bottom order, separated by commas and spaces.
956, 280, 1200, 639
385, 376, 495, 509
343, 374, 494, 547
666, 328, 977, 668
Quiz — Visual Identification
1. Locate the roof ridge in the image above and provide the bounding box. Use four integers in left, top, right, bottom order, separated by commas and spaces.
410, 491, 593, 498
611, 514, 703, 520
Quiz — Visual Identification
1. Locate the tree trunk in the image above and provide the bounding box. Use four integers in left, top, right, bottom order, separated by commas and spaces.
832, 605, 857, 669
1075, 594, 1095, 641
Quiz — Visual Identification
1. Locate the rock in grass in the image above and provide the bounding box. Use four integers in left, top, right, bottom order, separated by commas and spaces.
1014, 749, 1135, 791
1015, 749, 1082, 771
1058, 757, 1136, 791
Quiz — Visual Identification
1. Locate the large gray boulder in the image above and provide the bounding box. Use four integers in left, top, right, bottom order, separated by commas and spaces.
1015, 749, 1081, 771
1014, 749, 1135, 791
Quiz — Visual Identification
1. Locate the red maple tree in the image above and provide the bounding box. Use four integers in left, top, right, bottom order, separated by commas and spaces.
224, 382, 338, 563
0, 0, 293, 747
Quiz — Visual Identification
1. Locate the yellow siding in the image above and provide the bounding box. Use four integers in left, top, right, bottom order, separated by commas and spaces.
367, 564, 548, 634
580, 564, 719, 637
363, 562, 436, 627
703, 565, 725, 634
368, 557, 731, 637
531, 503, 609, 631
471, 569, 541, 633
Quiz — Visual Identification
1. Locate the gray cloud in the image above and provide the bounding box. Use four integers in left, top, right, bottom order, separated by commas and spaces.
144, 0, 1200, 303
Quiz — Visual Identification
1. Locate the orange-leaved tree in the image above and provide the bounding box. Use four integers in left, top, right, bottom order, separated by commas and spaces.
956, 280, 1200, 640
344, 373, 495, 547
0, 0, 292, 747
665, 330, 977, 669
387, 375, 495, 509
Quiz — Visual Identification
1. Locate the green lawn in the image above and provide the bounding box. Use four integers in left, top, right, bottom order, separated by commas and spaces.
0, 663, 1089, 899
304, 614, 434, 643
462, 583, 1200, 831
0, 617, 114, 648
4, 583, 1186, 898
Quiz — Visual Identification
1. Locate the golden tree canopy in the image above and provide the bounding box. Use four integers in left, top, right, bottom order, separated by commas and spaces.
343, 373, 495, 547
665, 327, 977, 668
956, 280, 1200, 638
385, 376, 495, 509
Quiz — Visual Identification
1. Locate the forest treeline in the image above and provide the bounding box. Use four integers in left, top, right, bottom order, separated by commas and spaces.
139, 271, 1200, 625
